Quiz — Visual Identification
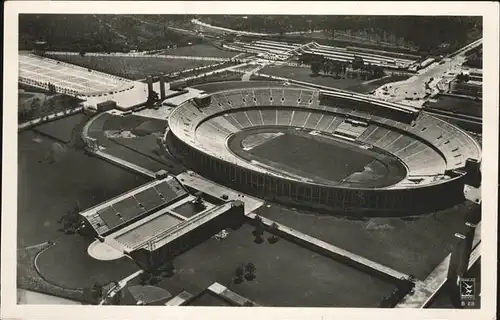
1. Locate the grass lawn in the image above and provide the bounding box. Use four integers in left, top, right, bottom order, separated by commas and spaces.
111, 135, 185, 174
35, 236, 139, 289
48, 54, 219, 80
125, 223, 396, 307
163, 44, 238, 58
33, 113, 88, 143
102, 114, 167, 134
17, 242, 87, 302
260, 66, 413, 94
255, 201, 475, 280
88, 113, 184, 173
424, 95, 482, 119
249, 132, 375, 181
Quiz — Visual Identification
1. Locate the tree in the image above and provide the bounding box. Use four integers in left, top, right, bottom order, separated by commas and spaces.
58, 203, 82, 234
321, 60, 331, 76
252, 216, 265, 244
456, 72, 470, 83
155, 135, 164, 155
244, 262, 256, 281
372, 65, 385, 79
161, 260, 175, 278
366, 62, 373, 74
310, 61, 322, 76
352, 55, 365, 70
91, 283, 103, 303
233, 264, 245, 284
268, 222, 280, 244
332, 61, 343, 77
139, 272, 152, 285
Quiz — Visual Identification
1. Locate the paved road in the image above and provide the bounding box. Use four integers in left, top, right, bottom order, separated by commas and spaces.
372, 39, 482, 108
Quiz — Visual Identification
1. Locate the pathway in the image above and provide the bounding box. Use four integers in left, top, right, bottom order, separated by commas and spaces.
208, 282, 259, 306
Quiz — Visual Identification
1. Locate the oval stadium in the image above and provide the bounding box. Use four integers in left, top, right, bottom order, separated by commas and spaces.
167, 82, 481, 216
16, 14, 486, 309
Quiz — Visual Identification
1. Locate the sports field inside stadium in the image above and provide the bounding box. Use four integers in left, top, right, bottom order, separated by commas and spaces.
228, 128, 406, 187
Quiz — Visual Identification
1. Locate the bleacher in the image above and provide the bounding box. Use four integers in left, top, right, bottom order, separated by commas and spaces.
334, 121, 368, 140
83, 177, 189, 236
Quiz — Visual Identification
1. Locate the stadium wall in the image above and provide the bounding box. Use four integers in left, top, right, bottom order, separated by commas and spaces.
169, 132, 466, 217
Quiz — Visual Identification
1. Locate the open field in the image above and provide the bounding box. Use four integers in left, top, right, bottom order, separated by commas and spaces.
18, 129, 149, 247
123, 223, 396, 307
424, 95, 482, 119
163, 44, 239, 58
255, 201, 474, 280
102, 114, 167, 134
260, 66, 368, 90
111, 135, 185, 174
47, 54, 219, 80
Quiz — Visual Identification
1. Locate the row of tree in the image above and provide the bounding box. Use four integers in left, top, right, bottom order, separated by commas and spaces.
303, 54, 385, 80
456, 73, 472, 83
